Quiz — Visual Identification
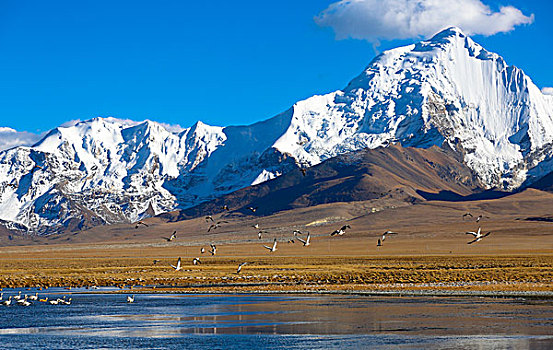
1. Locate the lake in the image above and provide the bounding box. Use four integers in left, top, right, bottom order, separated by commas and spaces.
0, 289, 552, 349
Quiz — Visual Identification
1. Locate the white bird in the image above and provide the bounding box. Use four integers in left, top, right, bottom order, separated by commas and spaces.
258, 230, 267, 239
1, 296, 12, 306
21, 300, 32, 307
170, 257, 182, 271
205, 215, 214, 222
466, 227, 491, 244
210, 244, 217, 256
28, 293, 38, 301
330, 225, 351, 236
16, 297, 28, 305
293, 230, 304, 236
200, 247, 206, 254
13, 291, 22, 301
62, 298, 72, 305
126, 295, 135, 303
193, 258, 201, 265
382, 230, 398, 241
263, 238, 278, 252
247, 207, 257, 213
236, 262, 247, 274
0, 292, 3, 300
297, 232, 311, 246
48, 299, 59, 305
252, 223, 259, 229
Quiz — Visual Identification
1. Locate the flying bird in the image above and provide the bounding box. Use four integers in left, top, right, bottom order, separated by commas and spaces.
236, 262, 248, 274
381, 230, 398, 241
221, 205, 230, 211
208, 221, 228, 232
193, 258, 201, 265
466, 227, 491, 244
331, 225, 351, 236
252, 223, 259, 229
247, 207, 257, 213
135, 221, 149, 229
297, 232, 311, 246
170, 257, 182, 271
462, 212, 473, 219
163, 231, 177, 242
205, 216, 214, 222
293, 230, 304, 236
258, 230, 268, 239
263, 238, 278, 252
153, 259, 160, 265
475, 215, 489, 223
377, 239, 382, 247
200, 247, 205, 254
210, 244, 217, 256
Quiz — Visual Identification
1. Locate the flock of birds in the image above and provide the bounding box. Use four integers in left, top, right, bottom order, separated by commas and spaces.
130, 204, 495, 297
0, 208, 489, 306
462, 212, 492, 244
0, 291, 71, 307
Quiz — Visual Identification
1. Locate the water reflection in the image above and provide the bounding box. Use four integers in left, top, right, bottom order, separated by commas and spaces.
0, 292, 551, 349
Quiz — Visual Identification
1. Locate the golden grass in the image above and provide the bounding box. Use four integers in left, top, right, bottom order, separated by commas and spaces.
1, 252, 551, 293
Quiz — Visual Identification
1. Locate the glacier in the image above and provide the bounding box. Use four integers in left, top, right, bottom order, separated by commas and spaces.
1, 26, 553, 233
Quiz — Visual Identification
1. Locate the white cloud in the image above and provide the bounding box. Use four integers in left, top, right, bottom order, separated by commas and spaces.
542, 87, 553, 96
315, 0, 534, 43
0, 128, 44, 152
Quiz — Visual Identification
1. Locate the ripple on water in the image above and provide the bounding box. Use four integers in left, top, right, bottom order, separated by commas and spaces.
0, 293, 552, 349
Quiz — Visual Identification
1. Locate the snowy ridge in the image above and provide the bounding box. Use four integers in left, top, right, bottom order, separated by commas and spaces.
0, 118, 227, 232
1, 27, 553, 233
273, 27, 553, 188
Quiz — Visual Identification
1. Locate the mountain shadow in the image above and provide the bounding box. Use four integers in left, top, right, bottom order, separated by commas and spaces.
159, 144, 485, 221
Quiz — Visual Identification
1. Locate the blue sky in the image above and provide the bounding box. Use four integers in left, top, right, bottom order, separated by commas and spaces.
0, 0, 551, 135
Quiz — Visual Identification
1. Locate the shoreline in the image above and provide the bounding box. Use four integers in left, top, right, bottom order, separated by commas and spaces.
11, 282, 553, 299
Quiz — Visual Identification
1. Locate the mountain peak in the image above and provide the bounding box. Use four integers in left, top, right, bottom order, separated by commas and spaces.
431, 26, 467, 40
1, 29, 553, 234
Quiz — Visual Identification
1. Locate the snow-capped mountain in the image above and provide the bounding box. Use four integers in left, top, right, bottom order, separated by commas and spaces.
1, 26, 553, 233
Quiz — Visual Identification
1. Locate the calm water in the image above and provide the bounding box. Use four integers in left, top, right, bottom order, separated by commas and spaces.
0, 289, 552, 349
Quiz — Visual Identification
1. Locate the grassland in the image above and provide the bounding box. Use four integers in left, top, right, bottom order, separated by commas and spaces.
0, 241, 551, 295
2, 189, 553, 295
